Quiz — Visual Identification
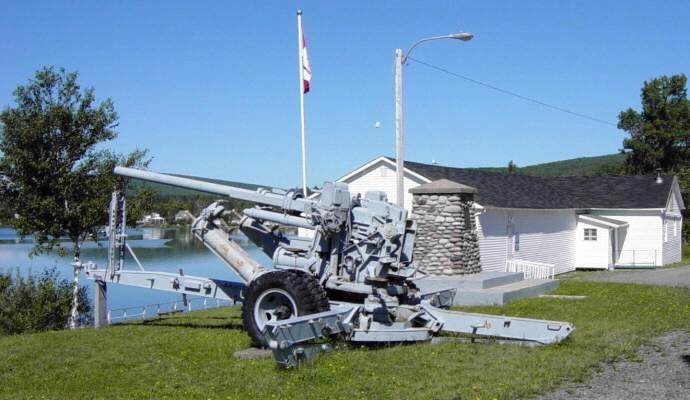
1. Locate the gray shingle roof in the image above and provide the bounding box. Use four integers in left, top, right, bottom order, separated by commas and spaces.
393, 158, 674, 209
548, 175, 673, 209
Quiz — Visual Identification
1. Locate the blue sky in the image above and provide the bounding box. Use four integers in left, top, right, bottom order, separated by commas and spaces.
1, 1, 689, 188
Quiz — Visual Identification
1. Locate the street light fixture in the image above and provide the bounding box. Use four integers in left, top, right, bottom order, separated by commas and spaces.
448, 32, 475, 41
394, 32, 473, 208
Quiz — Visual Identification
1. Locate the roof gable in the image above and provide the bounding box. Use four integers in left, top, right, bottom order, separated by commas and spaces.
578, 214, 629, 228
665, 177, 685, 214
336, 156, 431, 184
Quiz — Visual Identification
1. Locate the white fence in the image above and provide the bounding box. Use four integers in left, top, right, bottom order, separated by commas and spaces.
505, 259, 555, 280
616, 249, 658, 267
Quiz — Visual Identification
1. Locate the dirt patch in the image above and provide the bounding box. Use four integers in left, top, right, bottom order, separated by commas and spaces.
582, 265, 690, 288
535, 330, 690, 400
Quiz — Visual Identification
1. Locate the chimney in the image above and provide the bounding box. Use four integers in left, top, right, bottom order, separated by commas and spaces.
655, 168, 664, 184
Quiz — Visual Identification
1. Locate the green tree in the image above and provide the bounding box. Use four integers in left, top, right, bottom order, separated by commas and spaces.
618, 74, 690, 174
0, 268, 91, 335
0, 67, 152, 257
507, 160, 518, 173
619, 75, 690, 240
592, 161, 627, 176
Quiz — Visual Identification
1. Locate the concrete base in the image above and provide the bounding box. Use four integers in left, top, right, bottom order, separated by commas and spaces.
233, 348, 273, 360
614, 264, 657, 270
414, 271, 559, 306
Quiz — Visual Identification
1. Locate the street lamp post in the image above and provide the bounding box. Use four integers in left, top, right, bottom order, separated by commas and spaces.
394, 32, 473, 208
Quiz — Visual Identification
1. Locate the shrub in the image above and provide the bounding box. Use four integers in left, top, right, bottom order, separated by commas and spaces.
0, 268, 91, 335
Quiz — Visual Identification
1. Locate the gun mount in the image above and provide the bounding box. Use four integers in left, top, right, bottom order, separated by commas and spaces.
114, 167, 416, 289
83, 167, 574, 367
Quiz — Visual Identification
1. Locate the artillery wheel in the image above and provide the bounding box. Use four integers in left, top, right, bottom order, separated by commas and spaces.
242, 270, 329, 348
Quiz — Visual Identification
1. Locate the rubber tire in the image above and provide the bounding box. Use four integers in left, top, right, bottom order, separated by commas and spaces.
242, 270, 329, 348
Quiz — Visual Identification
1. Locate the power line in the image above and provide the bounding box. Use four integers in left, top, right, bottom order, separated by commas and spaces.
406, 56, 617, 127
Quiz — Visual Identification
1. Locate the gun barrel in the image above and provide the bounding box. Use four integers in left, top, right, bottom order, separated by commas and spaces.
243, 208, 313, 229
114, 166, 312, 212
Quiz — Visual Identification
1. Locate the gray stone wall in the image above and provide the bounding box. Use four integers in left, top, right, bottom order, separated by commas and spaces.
411, 193, 481, 275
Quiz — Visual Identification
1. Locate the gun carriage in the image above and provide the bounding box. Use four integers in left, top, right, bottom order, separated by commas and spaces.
83, 167, 573, 366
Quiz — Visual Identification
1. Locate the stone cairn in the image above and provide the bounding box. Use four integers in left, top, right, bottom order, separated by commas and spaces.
409, 179, 481, 276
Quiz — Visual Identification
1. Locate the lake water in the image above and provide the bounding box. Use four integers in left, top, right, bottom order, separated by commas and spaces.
0, 227, 270, 313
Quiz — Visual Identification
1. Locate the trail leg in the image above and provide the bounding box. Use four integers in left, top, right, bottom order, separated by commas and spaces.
94, 280, 108, 328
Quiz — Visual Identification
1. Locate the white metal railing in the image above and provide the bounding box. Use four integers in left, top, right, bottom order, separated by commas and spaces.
615, 249, 658, 267
506, 259, 555, 280
106, 297, 233, 325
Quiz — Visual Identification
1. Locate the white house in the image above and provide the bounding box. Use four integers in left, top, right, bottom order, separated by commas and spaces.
332, 156, 684, 273
137, 212, 166, 226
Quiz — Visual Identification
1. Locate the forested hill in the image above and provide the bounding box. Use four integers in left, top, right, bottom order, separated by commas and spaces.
478, 153, 626, 176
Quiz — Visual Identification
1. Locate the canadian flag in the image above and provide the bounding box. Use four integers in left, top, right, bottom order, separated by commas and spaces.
301, 30, 311, 93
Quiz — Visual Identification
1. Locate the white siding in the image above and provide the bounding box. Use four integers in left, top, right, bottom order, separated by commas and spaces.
476, 210, 509, 273
662, 194, 683, 264
344, 161, 426, 212
592, 210, 663, 266
477, 208, 577, 275
662, 218, 682, 264
575, 220, 611, 269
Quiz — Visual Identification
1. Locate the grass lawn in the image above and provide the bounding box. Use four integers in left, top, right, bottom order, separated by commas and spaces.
0, 280, 688, 400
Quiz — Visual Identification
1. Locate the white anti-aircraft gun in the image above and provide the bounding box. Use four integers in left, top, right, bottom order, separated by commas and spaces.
86, 166, 573, 367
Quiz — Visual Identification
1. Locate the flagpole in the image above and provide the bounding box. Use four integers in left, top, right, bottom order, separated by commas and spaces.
297, 10, 308, 198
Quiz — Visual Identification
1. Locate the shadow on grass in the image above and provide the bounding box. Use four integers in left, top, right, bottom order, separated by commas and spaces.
116, 316, 245, 331
197, 316, 236, 320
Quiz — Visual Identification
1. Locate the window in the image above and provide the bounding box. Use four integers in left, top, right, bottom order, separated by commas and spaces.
379, 167, 388, 177
584, 228, 597, 241
513, 232, 520, 252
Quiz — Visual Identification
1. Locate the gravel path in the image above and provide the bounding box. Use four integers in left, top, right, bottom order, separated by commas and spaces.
535, 331, 690, 400
582, 265, 690, 288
